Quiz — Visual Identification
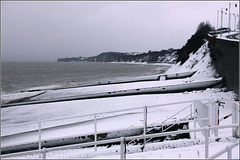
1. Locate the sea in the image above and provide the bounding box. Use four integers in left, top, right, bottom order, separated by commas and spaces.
1, 61, 170, 94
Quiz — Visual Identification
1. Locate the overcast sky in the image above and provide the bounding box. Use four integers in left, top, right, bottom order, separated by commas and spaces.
1, 1, 239, 62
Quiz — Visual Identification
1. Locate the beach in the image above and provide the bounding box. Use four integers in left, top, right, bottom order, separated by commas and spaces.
1, 42, 239, 159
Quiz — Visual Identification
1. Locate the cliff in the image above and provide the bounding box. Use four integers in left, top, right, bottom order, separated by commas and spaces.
57, 49, 178, 63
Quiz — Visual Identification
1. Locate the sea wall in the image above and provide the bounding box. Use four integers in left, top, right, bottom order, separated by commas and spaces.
208, 36, 239, 95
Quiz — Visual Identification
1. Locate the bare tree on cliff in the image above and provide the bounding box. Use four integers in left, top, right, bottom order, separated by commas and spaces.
176, 21, 214, 64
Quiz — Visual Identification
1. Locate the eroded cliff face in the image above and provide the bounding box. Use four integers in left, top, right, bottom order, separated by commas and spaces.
209, 36, 239, 95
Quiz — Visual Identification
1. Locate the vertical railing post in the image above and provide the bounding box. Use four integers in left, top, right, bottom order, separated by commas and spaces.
143, 106, 147, 147
204, 127, 209, 158
120, 137, 126, 159
94, 114, 97, 151
237, 102, 239, 137
232, 102, 239, 137
214, 99, 219, 136
193, 102, 197, 139
42, 147, 46, 159
210, 99, 218, 136
38, 121, 42, 159
226, 145, 232, 159
216, 101, 219, 136
190, 104, 193, 119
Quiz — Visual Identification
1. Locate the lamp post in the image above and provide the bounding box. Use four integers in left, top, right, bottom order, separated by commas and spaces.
217, 10, 220, 29
221, 7, 228, 37
232, 13, 239, 31
228, 3, 238, 34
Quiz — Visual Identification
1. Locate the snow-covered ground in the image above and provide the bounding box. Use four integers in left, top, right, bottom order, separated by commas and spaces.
1, 41, 239, 159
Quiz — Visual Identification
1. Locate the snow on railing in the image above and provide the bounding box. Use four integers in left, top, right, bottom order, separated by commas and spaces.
1, 99, 238, 159
2, 99, 208, 158
207, 140, 239, 159
1, 124, 238, 159
1, 99, 210, 129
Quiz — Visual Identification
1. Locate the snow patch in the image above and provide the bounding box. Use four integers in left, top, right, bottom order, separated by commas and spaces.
166, 41, 218, 79
1, 91, 46, 104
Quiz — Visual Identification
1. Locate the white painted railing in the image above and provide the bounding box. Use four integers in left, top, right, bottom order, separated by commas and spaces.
1, 99, 239, 159
1, 124, 238, 159
2, 99, 206, 154
0, 99, 204, 158
207, 140, 239, 159
1, 99, 211, 129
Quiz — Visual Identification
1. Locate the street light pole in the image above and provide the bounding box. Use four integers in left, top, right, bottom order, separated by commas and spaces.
221, 7, 228, 37
228, 2, 231, 34
217, 10, 219, 29
221, 8, 223, 36
233, 14, 239, 31
228, 3, 238, 34
233, 13, 236, 31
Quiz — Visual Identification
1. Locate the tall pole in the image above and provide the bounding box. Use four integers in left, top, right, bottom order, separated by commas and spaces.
238, 15, 239, 30
221, 8, 223, 37
217, 10, 219, 29
220, 7, 228, 37
228, 2, 231, 34
234, 14, 236, 31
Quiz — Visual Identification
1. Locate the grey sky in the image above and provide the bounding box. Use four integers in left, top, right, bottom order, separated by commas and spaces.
1, 1, 239, 62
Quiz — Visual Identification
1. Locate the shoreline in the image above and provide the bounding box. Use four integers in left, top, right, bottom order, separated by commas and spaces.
2, 61, 170, 95
109, 61, 174, 66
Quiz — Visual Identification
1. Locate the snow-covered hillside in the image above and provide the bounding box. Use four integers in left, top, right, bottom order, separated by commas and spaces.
166, 41, 218, 79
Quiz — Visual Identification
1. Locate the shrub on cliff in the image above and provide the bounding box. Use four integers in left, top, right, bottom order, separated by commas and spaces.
176, 21, 214, 64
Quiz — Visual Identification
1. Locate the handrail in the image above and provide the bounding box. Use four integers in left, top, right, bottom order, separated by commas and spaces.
145, 118, 209, 143
161, 103, 193, 125
207, 140, 239, 159
1, 99, 210, 128
1, 123, 238, 159
2, 99, 210, 156
2, 98, 207, 159
6, 118, 210, 147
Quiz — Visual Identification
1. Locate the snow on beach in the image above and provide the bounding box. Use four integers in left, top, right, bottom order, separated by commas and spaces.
1, 91, 46, 104
1, 42, 239, 159
166, 41, 218, 78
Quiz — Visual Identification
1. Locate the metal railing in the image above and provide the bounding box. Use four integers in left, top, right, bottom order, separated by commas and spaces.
207, 140, 239, 159
1, 124, 238, 159
2, 99, 212, 128
2, 100, 209, 137
1, 99, 238, 159
1, 99, 209, 158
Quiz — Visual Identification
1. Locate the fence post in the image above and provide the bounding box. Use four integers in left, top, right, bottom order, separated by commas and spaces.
209, 99, 218, 136
94, 114, 97, 151
190, 104, 193, 119
217, 102, 220, 126
232, 102, 239, 138
38, 121, 42, 159
204, 127, 209, 158
193, 102, 197, 139
120, 137, 126, 159
226, 145, 233, 159
42, 147, 46, 159
214, 100, 220, 136
143, 106, 147, 147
